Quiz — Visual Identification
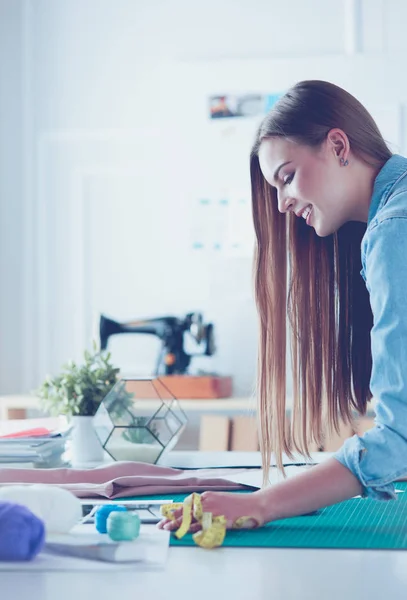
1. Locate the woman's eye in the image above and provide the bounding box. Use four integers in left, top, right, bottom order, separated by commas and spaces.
283, 173, 294, 185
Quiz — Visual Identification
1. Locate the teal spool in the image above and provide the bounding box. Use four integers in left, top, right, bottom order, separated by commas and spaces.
107, 512, 141, 542
95, 505, 127, 534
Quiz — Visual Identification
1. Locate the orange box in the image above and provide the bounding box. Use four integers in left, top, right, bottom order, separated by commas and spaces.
157, 375, 233, 399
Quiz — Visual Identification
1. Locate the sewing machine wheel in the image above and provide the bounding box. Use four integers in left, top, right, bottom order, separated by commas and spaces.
204, 323, 216, 356
188, 312, 204, 341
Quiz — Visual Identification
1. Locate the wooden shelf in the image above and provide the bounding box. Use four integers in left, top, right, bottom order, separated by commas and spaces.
0, 394, 256, 418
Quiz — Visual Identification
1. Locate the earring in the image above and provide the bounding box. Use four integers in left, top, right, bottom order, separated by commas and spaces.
340, 157, 349, 166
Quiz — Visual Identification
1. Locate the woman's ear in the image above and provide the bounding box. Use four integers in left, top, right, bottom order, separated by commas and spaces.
327, 128, 350, 162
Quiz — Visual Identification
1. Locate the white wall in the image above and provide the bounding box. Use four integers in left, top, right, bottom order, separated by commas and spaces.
0, 0, 24, 392
1, 0, 407, 397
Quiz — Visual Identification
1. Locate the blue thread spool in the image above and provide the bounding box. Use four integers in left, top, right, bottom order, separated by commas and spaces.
95, 505, 127, 534
107, 512, 141, 542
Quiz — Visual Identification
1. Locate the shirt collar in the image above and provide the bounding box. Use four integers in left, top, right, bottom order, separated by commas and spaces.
368, 154, 407, 224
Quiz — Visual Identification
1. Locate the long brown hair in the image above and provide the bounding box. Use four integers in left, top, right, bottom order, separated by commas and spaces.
251, 80, 392, 479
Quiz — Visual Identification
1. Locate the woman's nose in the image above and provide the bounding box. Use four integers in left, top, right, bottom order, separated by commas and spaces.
277, 193, 294, 214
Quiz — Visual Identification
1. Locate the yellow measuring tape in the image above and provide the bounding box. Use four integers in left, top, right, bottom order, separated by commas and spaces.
160, 493, 258, 549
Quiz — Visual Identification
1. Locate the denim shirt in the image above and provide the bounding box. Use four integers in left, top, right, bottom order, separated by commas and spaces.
335, 154, 407, 500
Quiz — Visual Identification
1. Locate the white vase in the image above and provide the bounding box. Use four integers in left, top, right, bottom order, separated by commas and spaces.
70, 416, 105, 467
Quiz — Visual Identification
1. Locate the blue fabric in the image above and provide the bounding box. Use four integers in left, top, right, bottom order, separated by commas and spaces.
335, 154, 407, 500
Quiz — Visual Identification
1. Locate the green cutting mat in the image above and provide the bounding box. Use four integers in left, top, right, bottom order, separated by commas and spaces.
131, 482, 407, 549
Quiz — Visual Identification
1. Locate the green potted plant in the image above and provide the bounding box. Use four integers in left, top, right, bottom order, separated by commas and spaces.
37, 344, 120, 466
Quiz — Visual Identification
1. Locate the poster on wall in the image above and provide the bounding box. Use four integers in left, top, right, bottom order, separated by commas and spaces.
209, 93, 282, 119
190, 195, 253, 257
189, 92, 283, 256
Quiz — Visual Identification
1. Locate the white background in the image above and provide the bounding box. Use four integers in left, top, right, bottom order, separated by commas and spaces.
1, 0, 407, 398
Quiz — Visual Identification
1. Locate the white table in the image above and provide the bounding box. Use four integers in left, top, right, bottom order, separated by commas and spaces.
4, 546, 407, 600
2, 451, 407, 600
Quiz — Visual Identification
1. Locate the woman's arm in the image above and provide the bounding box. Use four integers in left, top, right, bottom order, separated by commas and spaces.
333, 216, 407, 500
159, 458, 362, 531
256, 457, 362, 522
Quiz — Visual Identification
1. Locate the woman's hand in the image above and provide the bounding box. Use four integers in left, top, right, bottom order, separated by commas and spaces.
158, 491, 266, 533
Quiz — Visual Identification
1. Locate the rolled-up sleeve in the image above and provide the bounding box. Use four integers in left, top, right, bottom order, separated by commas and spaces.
335, 216, 407, 500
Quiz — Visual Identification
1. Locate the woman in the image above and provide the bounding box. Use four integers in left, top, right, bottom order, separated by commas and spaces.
160, 80, 407, 531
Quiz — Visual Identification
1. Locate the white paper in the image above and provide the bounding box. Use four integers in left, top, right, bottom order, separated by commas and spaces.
158, 450, 335, 470
224, 465, 313, 488
0, 524, 170, 571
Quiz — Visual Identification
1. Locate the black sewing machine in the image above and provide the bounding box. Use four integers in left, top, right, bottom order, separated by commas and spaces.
99, 312, 215, 376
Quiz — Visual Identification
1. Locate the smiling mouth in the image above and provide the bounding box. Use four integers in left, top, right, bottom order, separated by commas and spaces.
301, 205, 312, 220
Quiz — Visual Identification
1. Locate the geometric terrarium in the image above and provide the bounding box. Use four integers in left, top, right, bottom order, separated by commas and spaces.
93, 378, 188, 464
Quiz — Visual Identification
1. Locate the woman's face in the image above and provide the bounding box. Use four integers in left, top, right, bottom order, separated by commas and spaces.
258, 133, 363, 237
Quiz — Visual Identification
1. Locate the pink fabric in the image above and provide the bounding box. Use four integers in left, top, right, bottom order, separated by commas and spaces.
0, 462, 252, 499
